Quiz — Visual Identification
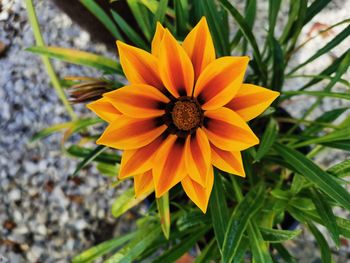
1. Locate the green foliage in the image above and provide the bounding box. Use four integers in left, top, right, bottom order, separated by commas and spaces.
27, 0, 350, 261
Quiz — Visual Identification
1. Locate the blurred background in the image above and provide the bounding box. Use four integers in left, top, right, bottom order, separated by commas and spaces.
0, 0, 349, 262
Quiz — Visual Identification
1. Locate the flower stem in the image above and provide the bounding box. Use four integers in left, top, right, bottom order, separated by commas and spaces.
25, 0, 77, 120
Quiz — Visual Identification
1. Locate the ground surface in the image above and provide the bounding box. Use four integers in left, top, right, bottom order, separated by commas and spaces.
0, 0, 349, 262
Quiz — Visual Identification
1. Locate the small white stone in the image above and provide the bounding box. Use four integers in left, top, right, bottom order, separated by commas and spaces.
36, 224, 47, 236
8, 189, 21, 201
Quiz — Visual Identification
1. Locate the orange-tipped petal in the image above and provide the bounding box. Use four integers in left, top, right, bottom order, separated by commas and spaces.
194, 56, 249, 110
119, 136, 165, 179
86, 97, 122, 123
159, 29, 194, 98
183, 17, 215, 80
103, 84, 169, 118
181, 167, 214, 213
97, 117, 166, 150
116, 41, 164, 90
211, 143, 245, 177
226, 84, 280, 121
134, 170, 154, 197
185, 128, 211, 187
151, 22, 166, 57
203, 107, 259, 151
153, 135, 187, 198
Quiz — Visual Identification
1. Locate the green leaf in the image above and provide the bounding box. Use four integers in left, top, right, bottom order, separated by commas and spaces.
255, 118, 278, 161
26, 46, 122, 74
73, 145, 106, 176
292, 126, 350, 148
67, 145, 121, 165
111, 10, 149, 50
209, 170, 229, 249
126, 0, 152, 40
80, 0, 124, 40
222, 185, 264, 262
260, 228, 302, 243
289, 25, 350, 74
106, 224, 161, 263
31, 121, 75, 142
176, 210, 209, 232
72, 233, 135, 263
282, 90, 350, 101
153, 0, 169, 28
96, 163, 119, 177
174, 0, 188, 37
270, 36, 284, 91
307, 222, 332, 263
279, 0, 301, 44
153, 228, 208, 263
247, 222, 273, 263
272, 243, 297, 263
201, 0, 230, 56
303, 0, 332, 25
156, 192, 170, 239
311, 188, 340, 247
194, 239, 218, 263
290, 197, 315, 211
327, 159, 350, 178
219, 0, 266, 83
268, 0, 282, 37
303, 108, 348, 135
273, 143, 350, 212
111, 188, 149, 218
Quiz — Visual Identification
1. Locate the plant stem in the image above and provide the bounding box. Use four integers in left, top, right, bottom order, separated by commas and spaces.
25, 0, 77, 120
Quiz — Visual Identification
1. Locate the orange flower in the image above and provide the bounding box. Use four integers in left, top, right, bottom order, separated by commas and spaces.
87, 17, 279, 213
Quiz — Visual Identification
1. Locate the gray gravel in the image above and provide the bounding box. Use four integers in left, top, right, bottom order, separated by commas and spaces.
0, 0, 349, 262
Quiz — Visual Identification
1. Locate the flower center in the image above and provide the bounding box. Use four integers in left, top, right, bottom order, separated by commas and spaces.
171, 99, 202, 131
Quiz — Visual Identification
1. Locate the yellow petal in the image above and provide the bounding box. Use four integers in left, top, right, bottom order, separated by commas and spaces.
153, 135, 187, 198
185, 128, 211, 187
226, 84, 280, 121
183, 17, 215, 80
159, 29, 194, 97
97, 117, 166, 150
116, 41, 164, 90
211, 143, 245, 177
151, 22, 166, 57
134, 170, 154, 197
181, 166, 214, 213
203, 107, 259, 151
86, 97, 122, 123
194, 56, 249, 110
103, 84, 169, 118
119, 136, 165, 179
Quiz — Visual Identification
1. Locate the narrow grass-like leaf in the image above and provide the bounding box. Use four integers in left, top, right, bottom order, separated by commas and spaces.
247, 222, 273, 263
268, 0, 282, 37
126, 0, 152, 40
72, 233, 135, 263
67, 145, 121, 164
303, 108, 348, 135
311, 188, 340, 247
27, 46, 122, 74
292, 126, 350, 148
260, 227, 302, 243
194, 239, 218, 263
270, 36, 284, 91
111, 188, 150, 218
303, 0, 331, 25
282, 90, 350, 100
272, 243, 297, 263
327, 159, 350, 178
96, 163, 119, 177
307, 222, 332, 263
156, 192, 170, 239
279, 1, 301, 44
222, 185, 264, 262
80, 0, 124, 40
153, 227, 208, 263
287, 74, 350, 88
153, 0, 169, 28
201, 0, 230, 56
73, 145, 106, 176
31, 122, 74, 142
176, 210, 209, 232
111, 10, 149, 50
174, 0, 188, 37
274, 143, 350, 211
220, 0, 266, 83
289, 25, 350, 74
255, 118, 278, 162
209, 170, 229, 249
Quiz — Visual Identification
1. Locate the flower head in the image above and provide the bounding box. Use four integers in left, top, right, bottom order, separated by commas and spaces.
87, 17, 279, 213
